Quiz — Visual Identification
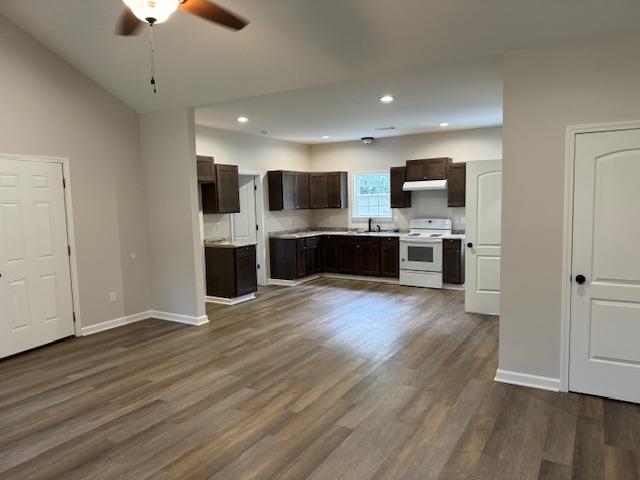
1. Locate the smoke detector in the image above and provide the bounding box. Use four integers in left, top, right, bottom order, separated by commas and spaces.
361, 136, 374, 145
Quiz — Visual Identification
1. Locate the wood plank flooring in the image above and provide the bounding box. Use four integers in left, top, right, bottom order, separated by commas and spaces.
0, 278, 639, 479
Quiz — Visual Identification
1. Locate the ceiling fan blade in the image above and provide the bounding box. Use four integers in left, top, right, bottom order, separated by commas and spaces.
117, 7, 144, 36
179, 0, 248, 31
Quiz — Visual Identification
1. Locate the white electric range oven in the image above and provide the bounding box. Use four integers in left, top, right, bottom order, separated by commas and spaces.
399, 218, 452, 289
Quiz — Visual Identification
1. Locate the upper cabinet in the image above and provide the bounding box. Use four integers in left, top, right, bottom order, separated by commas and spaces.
447, 162, 466, 207
201, 164, 240, 214
269, 170, 347, 211
405, 157, 452, 181
310, 172, 348, 209
197, 155, 216, 183
268, 171, 309, 211
390, 166, 411, 208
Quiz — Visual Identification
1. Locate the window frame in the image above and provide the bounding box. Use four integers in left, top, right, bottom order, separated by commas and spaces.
351, 171, 393, 221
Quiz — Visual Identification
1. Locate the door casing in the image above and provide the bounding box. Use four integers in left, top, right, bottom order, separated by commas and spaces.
560, 120, 640, 392
0, 153, 82, 337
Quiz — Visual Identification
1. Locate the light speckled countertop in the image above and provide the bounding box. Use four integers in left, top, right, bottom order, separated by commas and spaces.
269, 230, 404, 239
204, 239, 257, 248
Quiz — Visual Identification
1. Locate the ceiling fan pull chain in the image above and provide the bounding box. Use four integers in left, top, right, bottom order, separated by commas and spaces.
148, 22, 157, 94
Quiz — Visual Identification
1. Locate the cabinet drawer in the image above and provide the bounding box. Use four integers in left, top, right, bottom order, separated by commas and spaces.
305, 236, 322, 247
235, 245, 256, 258
443, 238, 461, 249
380, 236, 399, 246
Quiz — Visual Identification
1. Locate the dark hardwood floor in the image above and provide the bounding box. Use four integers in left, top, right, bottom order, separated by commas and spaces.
0, 278, 638, 479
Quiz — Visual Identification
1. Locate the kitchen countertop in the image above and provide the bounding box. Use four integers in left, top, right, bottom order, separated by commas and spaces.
204, 239, 257, 249
269, 230, 405, 239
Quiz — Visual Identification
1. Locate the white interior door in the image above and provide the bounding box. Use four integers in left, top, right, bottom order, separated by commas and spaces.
465, 159, 502, 315
232, 175, 257, 245
570, 128, 640, 403
0, 158, 74, 358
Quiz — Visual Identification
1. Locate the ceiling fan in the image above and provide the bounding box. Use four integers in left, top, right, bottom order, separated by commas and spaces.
117, 0, 248, 35
116, 0, 248, 93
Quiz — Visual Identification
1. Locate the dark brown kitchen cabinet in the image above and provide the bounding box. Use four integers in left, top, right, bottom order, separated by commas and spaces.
355, 237, 381, 276
205, 245, 257, 298
268, 171, 310, 211
379, 237, 400, 277
322, 236, 339, 272
305, 236, 322, 275
442, 238, 464, 284
447, 162, 466, 207
269, 237, 298, 279
338, 237, 358, 275
405, 157, 452, 181
201, 164, 240, 214
310, 172, 348, 209
390, 166, 411, 208
296, 239, 307, 278
197, 155, 215, 183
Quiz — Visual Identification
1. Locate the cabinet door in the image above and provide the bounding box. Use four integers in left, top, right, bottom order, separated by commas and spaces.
309, 173, 329, 209
201, 183, 219, 214
405, 160, 426, 181
294, 172, 310, 209
442, 239, 463, 284
424, 158, 451, 180
356, 238, 381, 276
447, 162, 466, 207
236, 246, 257, 296
296, 238, 307, 278
338, 237, 358, 274
390, 166, 411, 208
197, 155, 216, 183
215, 164, 240, 213
322, 236, 339, 272
282, 172, 296, 210
269, 238, 297, 280
327, 172, 347, 208
379, 237, 399, 278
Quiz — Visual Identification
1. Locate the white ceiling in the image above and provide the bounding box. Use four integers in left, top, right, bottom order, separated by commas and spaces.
196, 56, 503, 143
1, 0, 639, 114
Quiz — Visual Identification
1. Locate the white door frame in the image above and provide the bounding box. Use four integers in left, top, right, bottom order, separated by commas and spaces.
560, 120, 640, 392
234, 170, 267, 286
0, 153, 82, 338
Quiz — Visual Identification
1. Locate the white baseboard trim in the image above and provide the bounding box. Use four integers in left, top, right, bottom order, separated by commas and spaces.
151, 311, 210, 326
494, 369, 561, 392
206, 293, 255, 305
268, 273, 399, 286
81, 310, 152, 336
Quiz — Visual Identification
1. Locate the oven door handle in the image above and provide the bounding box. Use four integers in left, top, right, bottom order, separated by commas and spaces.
400, 239, 442, 244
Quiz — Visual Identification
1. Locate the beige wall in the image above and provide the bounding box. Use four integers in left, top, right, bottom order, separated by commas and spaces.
309, 127, 502, 231
0, 15, 151, 326
141, 108, 206, 319
501, 32, 640, 380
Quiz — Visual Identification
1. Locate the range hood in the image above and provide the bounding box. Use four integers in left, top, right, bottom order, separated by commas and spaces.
402, 179, 448, 191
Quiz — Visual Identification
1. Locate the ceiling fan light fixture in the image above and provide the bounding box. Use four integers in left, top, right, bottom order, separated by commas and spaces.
123, 0, 180, 24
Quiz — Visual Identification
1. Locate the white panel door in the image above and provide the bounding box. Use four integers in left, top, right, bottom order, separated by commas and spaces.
570, 128, 640, 403
232, 176, 257, 245
0, 158, 74, 358
465, 159, 502, 314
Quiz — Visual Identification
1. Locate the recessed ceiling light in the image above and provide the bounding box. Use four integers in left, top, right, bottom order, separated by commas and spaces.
379, 95, 395, 104
321, 135, 330, 139
439, 122, 449, 127
237, 116, 249, 124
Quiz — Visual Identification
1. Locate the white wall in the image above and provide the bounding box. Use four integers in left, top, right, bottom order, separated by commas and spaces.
195, 126, 313, 237
501, 32, 640, 380
309, 127, 502, 230
0, 15, 151, 327
141, 108, 206, 320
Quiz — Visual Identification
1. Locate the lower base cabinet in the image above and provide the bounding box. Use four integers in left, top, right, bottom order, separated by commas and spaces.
270, 235, 399, 280
205, 245, 257, 298
442, 238, 464, 284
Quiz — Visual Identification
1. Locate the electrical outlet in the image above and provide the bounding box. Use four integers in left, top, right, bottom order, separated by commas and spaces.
109, 292, 117, 303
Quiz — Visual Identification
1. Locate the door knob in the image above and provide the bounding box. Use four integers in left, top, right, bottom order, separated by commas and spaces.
575, 274, 586, 284
467, 242, 473, 248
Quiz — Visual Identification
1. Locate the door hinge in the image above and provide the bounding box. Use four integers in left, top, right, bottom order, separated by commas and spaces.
257, 264, 261, 270
72, 312, 76, 323
254, 185, 257, 191
62, 178, 66, 188
68, 245, 71, 256
256, 224, 259, 231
